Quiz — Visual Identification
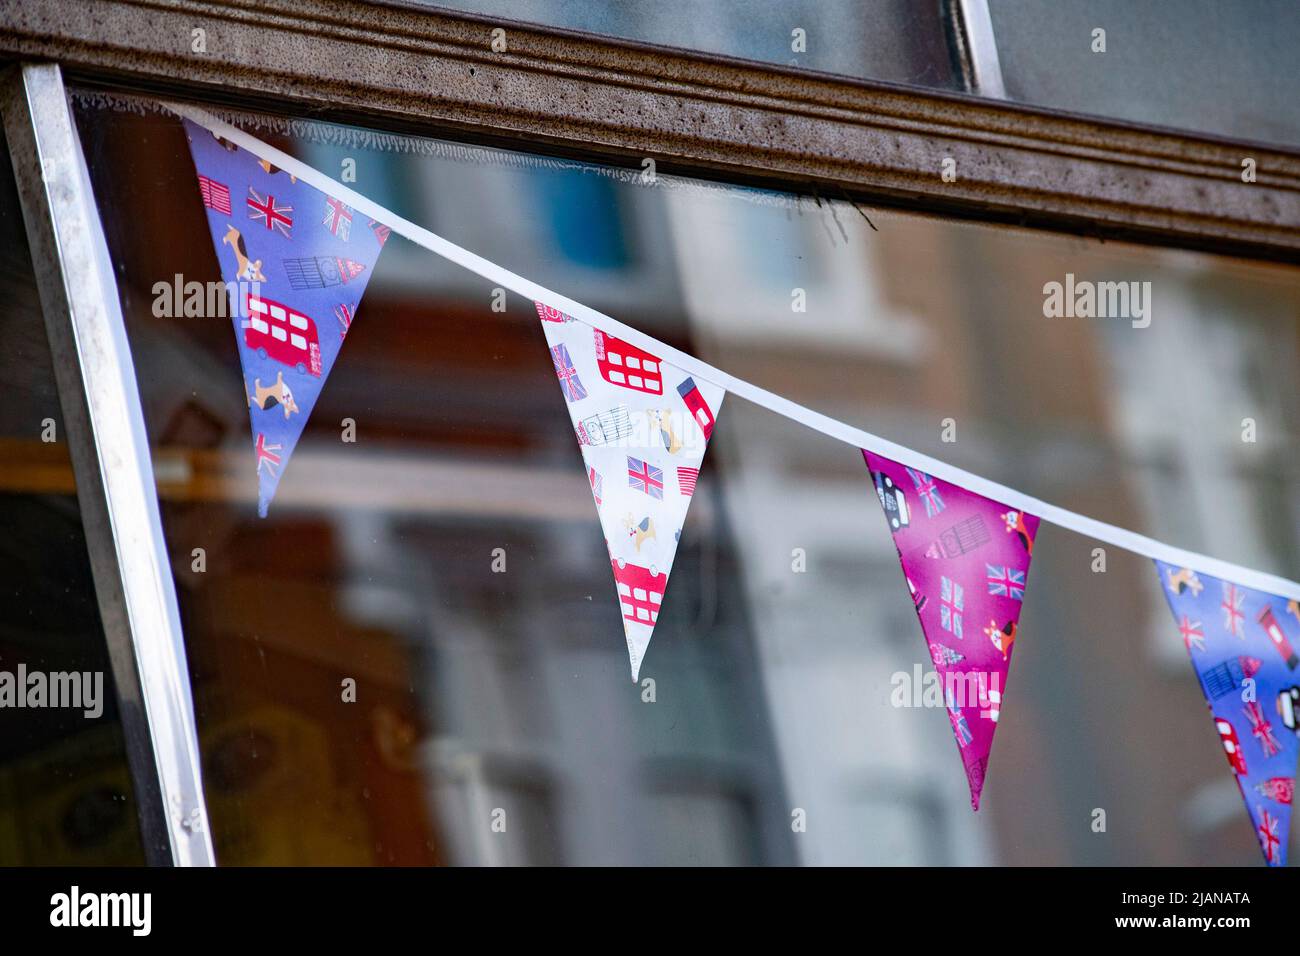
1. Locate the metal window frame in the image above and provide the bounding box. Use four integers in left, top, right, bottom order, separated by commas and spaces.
0, 0, 1296, 867
1, 62, 215, 867
946, 0, 1008, 98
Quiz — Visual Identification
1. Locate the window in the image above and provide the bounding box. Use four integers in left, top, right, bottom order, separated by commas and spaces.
990, 0, 1300, 147
425, 0, 960, 89
2, 0, 1296, 869
68, 90, 1300, 864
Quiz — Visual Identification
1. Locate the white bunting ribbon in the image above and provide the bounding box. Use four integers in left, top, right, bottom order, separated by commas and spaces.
165, 101, 1300, 602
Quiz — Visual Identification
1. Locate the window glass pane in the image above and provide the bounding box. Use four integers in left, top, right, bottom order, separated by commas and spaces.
989, 0, 1300, 147
423, 0, 959, 89
0, 126, 146, 865
73, 91, 1300, 865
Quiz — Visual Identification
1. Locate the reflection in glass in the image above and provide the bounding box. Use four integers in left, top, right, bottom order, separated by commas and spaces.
425, 0, 958, 88
73, 92, 1300, 865
990, 0, 1300, 147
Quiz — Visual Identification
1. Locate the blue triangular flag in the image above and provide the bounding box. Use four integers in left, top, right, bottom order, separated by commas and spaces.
182, 119, 386, 515
1155, 561, 1300, 865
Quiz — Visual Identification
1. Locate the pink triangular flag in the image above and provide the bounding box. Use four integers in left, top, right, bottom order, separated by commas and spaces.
864, 450, 1039, 809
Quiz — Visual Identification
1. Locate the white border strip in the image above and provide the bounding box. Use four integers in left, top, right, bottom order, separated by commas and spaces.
168, 101, 1300, 602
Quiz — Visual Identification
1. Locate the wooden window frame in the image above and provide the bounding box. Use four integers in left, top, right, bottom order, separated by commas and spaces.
2, 0, 1298, 262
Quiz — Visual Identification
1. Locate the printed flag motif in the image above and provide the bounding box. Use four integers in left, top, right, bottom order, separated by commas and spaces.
335, 303, 355, 339
1154, 560, 1300, 866
1178, 615, 1206, 652
1222, 582, 1247, 638
946, 691, 973, 747
198, 174, 232, 214
247, 186, 294, 236
864, 449, 1039, 810
255, 433, 282, 477
906, 466, 945, 518
939, 576, 964, 639
536, 303, 725, 680
626, 456, 664, 500
986, 564, 1026, 601
322, 197, 352, 240
1258, 808, 1283, 865
182, 118, 387, 516
551, 343, 588, 403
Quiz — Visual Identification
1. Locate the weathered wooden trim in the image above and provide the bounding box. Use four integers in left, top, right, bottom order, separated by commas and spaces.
2, 0, 1298, 259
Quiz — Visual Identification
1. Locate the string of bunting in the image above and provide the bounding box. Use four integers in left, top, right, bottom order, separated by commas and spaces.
169, 100, 1300, 865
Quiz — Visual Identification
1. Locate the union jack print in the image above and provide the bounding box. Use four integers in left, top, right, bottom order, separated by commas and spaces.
198, 174, 232, 214
550, 344, 587, 402
627, 456, 664, 500
335, 303, 354, 339
255, 433, 282, 478
588, 466, 602, 506
946, 691, 973, 747
906, 467, 945, 517
1258, 807, 1282, 864
368, 219, 390, 247
939, 576, 964, 639
986, 564, 1026, 601
1221, 582, 1246, 638
1178, 615, 1206, 653
677, 466, 699, 497
247, 187, 293, 237
323, 197, 352, 240
1244, 701, 1282, 757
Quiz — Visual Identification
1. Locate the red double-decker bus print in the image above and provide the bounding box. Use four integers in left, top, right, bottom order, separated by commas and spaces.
611, 558, 664, 626
1259, 606, 1299, 670
593, 330, 663, 395
244, 293, 322, 377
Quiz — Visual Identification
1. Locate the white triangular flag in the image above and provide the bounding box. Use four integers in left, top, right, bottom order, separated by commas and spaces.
535, 303, 724, 680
